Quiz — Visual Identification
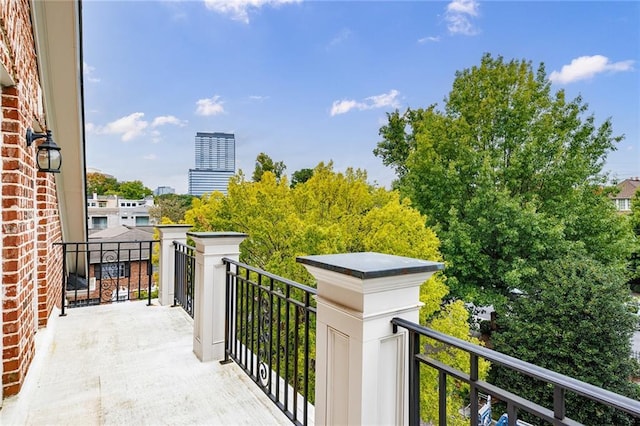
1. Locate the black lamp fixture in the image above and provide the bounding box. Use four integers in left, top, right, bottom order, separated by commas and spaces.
26, 128, 62, 173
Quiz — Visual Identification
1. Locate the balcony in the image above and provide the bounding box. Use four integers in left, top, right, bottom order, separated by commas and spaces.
0, 302, 290, 425
2, 226, 639, 425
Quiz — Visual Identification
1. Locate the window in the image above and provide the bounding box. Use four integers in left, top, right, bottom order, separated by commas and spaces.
135, 216, 149, 226
98, 201, 107, 208
615, 198, 631, 211
92, 216, 108, 229
96, 262, 130, 279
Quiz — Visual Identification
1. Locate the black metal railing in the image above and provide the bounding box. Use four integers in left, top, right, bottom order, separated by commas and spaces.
222, 258, 317, 426
56, 240, 158, 316
173, 241, 195, 318
392, 317, 640, 426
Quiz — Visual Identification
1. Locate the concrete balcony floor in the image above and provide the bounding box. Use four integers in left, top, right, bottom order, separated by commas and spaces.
0, 301, 291, 425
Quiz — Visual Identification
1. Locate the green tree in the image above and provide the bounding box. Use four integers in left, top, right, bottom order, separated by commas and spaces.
86, 172, 119, 195
375, 53, 632, 302
185, 162, 488, 424
629, 189, 640, 291
252, 152, 286, 182
490, 253, 638, 425
149, 194, 194, 223
374, 53, 637, 419
118, 180, 153, 199
290, 168, 313, 188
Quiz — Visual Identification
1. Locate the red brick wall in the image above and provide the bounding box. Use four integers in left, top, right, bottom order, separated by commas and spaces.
1, 0, 64, 398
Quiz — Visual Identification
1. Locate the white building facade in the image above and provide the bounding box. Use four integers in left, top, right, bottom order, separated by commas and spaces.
87, 194, 156, 230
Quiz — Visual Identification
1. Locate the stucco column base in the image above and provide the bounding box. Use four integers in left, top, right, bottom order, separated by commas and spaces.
298, 252, 444, 426
190, 232, 247, 362
156, 225, 192, 306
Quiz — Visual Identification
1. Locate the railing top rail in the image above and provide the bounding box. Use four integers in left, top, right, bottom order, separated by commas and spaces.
222, 257, 318, 295
55, 240, 159, 246
172, 241, 194, 249
391, 316, 640, 417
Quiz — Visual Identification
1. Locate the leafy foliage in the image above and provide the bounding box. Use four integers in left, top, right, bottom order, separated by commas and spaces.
490, 253, 638, 425
149, 194, 195, 223
375, 53, 632, 302
252, 152, 286, 182
86, 172, 119, 195
374, 53, 638, 420
118, 180, 153, 199
290, 168, 313, 188
629, 190, 640, 292
86, 172, 152, 199
185, 162, 487, 423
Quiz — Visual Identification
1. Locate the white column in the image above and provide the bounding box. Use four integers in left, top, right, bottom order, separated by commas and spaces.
156, 224, 191, 306
298, 252, 444, 426
189, 232, 247, 362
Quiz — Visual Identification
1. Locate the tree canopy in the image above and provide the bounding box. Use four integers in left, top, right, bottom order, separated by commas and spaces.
375, 53, 633, 304
490, 252, 638, 425
86, 172, 119, 195
252, 152, 286, 182
185, 162, 488, 423
149, 194, 195, 223
290, 168, 313, 188
375, 53, 638, 422
86, 172, 153, 199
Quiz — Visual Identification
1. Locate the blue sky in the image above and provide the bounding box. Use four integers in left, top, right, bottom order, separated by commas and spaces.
82, 0, 640, 194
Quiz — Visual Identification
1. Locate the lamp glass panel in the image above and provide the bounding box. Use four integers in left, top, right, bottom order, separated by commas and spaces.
37, 148, 61, 172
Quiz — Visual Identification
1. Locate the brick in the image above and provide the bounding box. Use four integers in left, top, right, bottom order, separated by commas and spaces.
3, 309, 18, 322
3, 359, 19, 372
1, 95, 18, 108
3, 159, 22, 170
3, 133, 19, 144
3, 333, 19, 347
2, 119, 19, 132
4, 383, 21, 397
3, 107, 19, 120
2, 183, 20, 196
3, 346, 19, 360
2, 86, 18, 96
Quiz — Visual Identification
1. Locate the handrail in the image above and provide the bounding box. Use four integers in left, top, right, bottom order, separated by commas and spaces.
222, 257, 316, 426
392, 316, 640, 424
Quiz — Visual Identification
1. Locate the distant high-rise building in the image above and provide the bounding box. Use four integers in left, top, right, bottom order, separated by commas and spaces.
188, 132, 236, 196
154, 186, 175, 196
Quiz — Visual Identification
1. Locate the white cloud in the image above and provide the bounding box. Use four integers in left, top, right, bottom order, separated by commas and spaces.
328, 28, 352, 49
85, 122, 96, 133
445, 0, 480, 35
151, 115, 187, 127
150, 130, 162, 144
143, 154, 157, 160
331, 99, 362, 116
203, 0, 300, 24
196, 96, 225, 116
83, 62, 100, 83
100, 112, 148, 141
549, 55, 635, 84
249, 95, 269, 101
366, 90, 400, 109
418, 36, 440, 44
330, 89, 400, 116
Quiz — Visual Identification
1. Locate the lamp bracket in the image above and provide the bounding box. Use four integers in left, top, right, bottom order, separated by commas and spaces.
26, 128, 48, 147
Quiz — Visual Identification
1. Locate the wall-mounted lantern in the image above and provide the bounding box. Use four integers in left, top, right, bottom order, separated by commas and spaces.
26, 128, 62, 173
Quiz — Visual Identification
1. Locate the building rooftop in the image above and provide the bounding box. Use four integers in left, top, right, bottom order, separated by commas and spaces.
0, 302, 290, 425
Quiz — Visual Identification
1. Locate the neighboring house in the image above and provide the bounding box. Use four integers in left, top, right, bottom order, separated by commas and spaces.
612, 177, 640, 213
66, 226, 155, 307
87, 194, 156, 229
1, 1, 85, 398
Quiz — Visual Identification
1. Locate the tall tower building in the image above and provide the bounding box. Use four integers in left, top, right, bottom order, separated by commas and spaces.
188, 132, 236, 196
